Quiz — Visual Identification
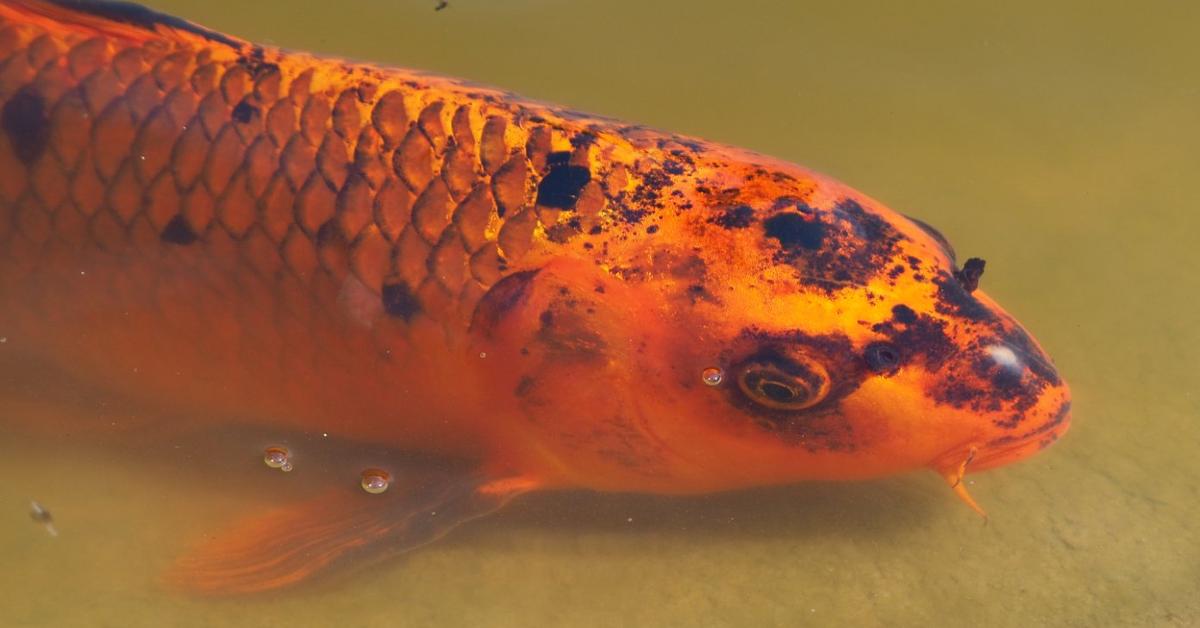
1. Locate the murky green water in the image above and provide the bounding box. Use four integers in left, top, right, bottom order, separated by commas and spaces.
2, 0, 1197, 625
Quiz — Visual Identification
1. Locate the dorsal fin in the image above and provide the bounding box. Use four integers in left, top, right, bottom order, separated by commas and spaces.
0, 0, 246, 49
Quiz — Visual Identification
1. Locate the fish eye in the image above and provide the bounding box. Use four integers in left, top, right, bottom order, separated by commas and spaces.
735, 352, 830, 411
864, 342, 902, 374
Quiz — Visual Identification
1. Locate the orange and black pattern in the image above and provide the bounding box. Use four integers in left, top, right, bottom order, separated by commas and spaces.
0, 0, 654, 331
0, 0, 1070, 503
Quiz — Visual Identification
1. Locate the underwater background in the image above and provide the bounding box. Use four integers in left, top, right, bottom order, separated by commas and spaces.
1, 0, 1197, 625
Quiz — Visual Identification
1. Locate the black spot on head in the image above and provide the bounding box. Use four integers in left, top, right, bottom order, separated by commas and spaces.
381, 280, 421, 320
546, 150, 571, 167
891, 304, 918, 325
536, 165, 590, 209
231, 100, 257, 124
954, 257, 986, 293
160, 214, 198, 245
2, 88, 48, 165
764, 212, 825, 250
47, 0, 243, 48
712, 204, 754, 229
646, 225, 659, 234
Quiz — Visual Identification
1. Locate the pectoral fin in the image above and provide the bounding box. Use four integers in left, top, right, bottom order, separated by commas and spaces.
165, 471, 538, 595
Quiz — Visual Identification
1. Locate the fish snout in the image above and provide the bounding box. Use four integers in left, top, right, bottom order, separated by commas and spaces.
964, 329, 1072, 471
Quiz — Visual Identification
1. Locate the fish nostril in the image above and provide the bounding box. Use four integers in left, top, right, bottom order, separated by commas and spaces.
1000, 331, 1061, 385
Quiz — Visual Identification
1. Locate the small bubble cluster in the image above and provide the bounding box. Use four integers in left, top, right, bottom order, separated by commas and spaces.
263, 446, 293, 472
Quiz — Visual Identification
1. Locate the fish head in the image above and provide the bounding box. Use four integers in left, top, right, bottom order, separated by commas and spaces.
471, 146, 1069, 495
618, 154, 1074, 493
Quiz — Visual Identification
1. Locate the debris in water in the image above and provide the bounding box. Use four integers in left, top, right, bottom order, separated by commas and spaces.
29, 501, 57, 537
435, 1, 448, 10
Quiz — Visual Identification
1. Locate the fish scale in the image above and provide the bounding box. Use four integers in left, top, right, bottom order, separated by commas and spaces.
0, 12, 583, 334
0, 0, 688, 469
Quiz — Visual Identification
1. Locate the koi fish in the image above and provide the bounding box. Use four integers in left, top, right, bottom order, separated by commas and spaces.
0, 0, 1070, 594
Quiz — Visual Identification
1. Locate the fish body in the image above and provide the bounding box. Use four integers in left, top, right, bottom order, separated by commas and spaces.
0, 0, 1070, 592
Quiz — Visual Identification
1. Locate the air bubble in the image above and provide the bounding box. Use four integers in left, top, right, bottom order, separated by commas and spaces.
701, 367, 724, 386
263, 446, 293, 472
361, 468, 391, 494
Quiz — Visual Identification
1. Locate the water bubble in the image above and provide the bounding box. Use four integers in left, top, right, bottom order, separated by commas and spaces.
361, 468, 391, 495
701, 367, 724, 386
263, 446, 293, 472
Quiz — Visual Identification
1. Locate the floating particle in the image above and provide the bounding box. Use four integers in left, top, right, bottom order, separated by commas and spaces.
29, 501, 57, 537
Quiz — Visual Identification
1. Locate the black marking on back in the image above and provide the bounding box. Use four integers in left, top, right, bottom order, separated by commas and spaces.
381, 280, 421, 320
45, 0, 243, 48
237, 46, 280, 80
712, 204, 754, 229
1, 87, 49, 165
536, 165, 590, 209
231, 100, 257, 124
160, 214, 198, 245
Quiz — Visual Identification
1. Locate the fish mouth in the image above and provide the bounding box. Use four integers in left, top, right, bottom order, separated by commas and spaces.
971, 399, 1072, 471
